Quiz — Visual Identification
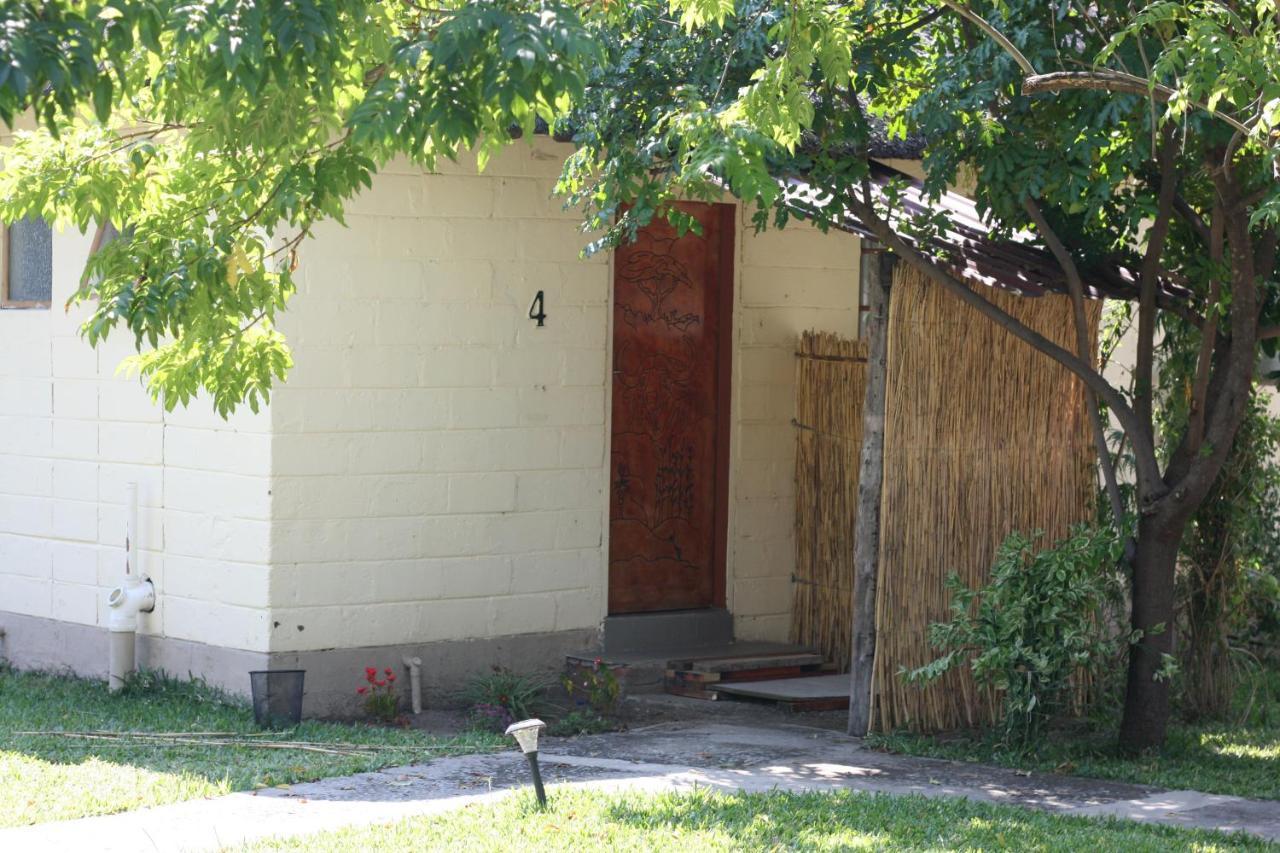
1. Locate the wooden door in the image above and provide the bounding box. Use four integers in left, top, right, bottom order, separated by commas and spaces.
608, 203, 734, 614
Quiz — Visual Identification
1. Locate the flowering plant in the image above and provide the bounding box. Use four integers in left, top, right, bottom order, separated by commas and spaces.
562, 657, 621, 714
357, 666, 398, 722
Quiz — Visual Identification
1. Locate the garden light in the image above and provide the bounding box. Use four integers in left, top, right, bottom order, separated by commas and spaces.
504, 718, 548, 807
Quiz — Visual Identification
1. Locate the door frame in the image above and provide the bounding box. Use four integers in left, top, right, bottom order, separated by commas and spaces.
709, 203, 735, 609
604, 202, 736, 613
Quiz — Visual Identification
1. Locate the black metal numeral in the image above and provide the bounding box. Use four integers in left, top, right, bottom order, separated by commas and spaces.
529, 290, 547, 327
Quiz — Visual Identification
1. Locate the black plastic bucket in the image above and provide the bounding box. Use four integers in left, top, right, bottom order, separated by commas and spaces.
249, 669, 305, 729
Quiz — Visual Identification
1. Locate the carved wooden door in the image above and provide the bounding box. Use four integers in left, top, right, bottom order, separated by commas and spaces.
608, 203, 734, 614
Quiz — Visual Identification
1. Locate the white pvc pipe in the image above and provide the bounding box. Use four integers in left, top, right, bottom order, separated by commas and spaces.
108, 483, 154, 692
402, 655, 423, 714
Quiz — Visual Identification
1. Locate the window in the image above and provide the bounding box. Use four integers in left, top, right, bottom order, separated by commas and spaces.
2, 217, 53, 308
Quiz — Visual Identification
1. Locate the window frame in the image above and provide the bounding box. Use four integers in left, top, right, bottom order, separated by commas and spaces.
0, 220, 53, 310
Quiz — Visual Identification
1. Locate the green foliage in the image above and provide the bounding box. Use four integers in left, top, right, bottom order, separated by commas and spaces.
904, 526, 1126, 746
457, 667, 551, 731
870, 668, 1280, 801
561, 658, 620, 715
0, 0, 598, 415
5, 1, 1278, 425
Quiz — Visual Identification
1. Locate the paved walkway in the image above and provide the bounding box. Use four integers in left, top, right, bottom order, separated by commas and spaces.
4, 722, 1278, 850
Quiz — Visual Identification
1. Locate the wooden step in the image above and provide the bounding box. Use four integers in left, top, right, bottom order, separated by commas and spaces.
714, 674, 851, 712
663, 651, 832, 701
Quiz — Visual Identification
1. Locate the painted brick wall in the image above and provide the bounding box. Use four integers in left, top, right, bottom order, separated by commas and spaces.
729, 213, 861, 641
270, 140, 862, 651
3, 134, 864, 669
0, 225, 273, 656
268, 140, 610, 652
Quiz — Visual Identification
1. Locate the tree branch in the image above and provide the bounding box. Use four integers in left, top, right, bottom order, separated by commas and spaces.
940, 2, 1036, 75
1186, 205, 1225, 452
1161, 174, 1260, 515
1173, 194, 1212, 247
1022, 196, 1131, 548
1135, 127, 1179, 437
1022, 71, 1253, 136
845, 188, 1165, 493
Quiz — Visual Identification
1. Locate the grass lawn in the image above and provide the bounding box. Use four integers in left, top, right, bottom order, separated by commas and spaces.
0, 667, 502, 828
240, 786, 1272, 851
868, 670, 1280, 800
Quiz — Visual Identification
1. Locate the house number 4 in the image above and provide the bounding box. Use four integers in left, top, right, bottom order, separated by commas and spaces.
528, 290, 547, 327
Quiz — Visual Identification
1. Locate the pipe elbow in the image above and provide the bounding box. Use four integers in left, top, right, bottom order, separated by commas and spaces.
107, 578, 155, 632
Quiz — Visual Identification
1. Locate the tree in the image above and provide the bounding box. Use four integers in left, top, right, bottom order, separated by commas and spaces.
3, 0, 1277, 751
0, 0, 598, 415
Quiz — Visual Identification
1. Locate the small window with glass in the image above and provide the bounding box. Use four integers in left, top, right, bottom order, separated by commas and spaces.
1, 217, 53, 308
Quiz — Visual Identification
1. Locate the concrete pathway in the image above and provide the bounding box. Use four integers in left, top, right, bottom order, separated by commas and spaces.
3, 722, 1278, 851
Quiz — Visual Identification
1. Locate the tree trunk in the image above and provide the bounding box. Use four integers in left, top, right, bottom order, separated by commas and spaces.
1118, 509, 1187, 751
847, 249, 893, 736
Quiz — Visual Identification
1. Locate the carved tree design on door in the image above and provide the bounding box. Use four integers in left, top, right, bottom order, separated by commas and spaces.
609, 207, 730, 614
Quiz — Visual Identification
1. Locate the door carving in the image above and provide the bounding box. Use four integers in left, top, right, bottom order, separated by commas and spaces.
608, 204, 733, 613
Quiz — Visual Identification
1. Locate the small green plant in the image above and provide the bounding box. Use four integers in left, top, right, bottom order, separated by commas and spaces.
357, 666, 399, 722
548, 709, 617, 736
562, 657, 621, 715
120, 668, 241, 708
903, 525, 1124, 746
458, 667, 550, 732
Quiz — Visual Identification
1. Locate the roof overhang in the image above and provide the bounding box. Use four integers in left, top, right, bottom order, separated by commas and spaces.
783, 161, 1190, 305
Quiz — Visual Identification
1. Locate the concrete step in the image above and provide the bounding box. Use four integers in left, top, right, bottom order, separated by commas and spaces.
600, 609, 733, 656
714, 673, 851, 711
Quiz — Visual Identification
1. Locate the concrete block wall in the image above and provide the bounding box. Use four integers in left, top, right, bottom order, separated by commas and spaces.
270, 141, 863, 653
2, 133, 865, 692
0, 224, 274, 681
728, 215, 861, 641
268, 139, 610, 654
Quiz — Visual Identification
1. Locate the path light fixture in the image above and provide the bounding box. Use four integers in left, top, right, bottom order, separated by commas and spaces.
504, 718, 548, 807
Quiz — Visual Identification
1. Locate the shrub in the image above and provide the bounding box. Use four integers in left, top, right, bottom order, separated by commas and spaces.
562, 657, 621, 715
903, 525, 1124, 746
458, 667, 550, 732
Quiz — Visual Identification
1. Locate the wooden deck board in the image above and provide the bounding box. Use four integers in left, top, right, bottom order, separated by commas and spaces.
713, 674, 849, 701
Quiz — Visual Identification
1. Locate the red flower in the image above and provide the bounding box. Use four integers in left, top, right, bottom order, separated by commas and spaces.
385, 667, 393, 676
365, 667, 377, 678
376, 679, 387, 688
357, 687, 368, 695
387, 673, 396, 682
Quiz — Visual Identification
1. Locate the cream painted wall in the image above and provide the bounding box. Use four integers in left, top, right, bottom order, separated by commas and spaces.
0, 225, 273, 653
268, 140, 611, 653
269, 140, 862, 651
2, 134, 864, 665
729, 214, 861, 640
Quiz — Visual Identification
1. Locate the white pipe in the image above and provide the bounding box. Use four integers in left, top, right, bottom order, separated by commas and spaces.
402, 655, 423, 714
107, 483, 154, 692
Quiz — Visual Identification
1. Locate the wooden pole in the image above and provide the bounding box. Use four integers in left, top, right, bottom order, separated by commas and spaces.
847, 247, 893, 736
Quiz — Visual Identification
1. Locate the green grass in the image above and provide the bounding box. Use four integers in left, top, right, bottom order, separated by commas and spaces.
0, 667, 503, 828
868, 670, 1280, 800
241, 786, 1273, 851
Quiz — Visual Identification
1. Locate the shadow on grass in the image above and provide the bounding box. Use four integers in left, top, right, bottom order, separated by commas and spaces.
868, 700, 1280, 801
599, 788, 1270, 851
0, 666, 500, 826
